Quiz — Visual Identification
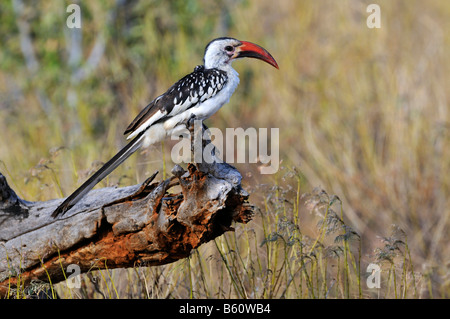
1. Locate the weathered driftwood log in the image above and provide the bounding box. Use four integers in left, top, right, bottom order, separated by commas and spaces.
0, 159, 253, 297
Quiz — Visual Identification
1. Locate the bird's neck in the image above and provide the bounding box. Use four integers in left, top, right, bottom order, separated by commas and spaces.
220, 64, 239, 92
211, 63, 239, 80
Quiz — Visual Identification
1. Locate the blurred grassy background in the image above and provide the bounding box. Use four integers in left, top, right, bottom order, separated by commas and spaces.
0, 0, 449, 298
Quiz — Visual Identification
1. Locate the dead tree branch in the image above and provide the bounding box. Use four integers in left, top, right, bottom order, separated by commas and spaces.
0, 159, 253, 297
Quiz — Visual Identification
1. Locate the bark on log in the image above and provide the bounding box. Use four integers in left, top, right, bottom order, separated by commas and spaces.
0, 161, 253, 297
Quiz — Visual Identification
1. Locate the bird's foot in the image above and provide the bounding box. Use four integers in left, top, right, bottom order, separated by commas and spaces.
186, 114, 197, 133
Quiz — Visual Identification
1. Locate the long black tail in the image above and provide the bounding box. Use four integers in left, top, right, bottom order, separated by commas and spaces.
52, 132, 145, 218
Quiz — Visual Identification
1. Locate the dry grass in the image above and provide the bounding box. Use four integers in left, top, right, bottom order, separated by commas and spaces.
1, 0, 449, 298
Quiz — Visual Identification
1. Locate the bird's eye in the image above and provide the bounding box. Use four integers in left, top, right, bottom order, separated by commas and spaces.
225, 45, 234, 52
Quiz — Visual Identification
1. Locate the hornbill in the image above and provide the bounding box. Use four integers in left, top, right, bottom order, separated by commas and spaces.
52, 37, 278, 218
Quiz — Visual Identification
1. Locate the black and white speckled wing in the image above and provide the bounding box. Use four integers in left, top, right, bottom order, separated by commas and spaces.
124, 66, 228, 138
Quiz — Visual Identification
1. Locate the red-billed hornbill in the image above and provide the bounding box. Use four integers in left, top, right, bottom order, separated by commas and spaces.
52, 37, 278, 218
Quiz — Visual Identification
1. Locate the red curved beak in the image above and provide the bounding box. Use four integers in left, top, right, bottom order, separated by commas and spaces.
234, 40, 279, 69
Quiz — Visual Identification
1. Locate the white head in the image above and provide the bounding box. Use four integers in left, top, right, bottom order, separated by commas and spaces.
203, 37, 279, 70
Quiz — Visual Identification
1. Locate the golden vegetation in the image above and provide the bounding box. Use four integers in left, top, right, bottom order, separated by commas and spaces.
1, 0, 448, 298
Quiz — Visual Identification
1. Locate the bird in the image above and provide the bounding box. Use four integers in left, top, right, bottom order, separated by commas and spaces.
51, 37, 278, 218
